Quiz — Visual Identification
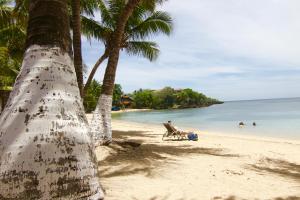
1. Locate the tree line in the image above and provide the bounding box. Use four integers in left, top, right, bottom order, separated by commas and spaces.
84, 80, 223, 112
131, 87, 223, 109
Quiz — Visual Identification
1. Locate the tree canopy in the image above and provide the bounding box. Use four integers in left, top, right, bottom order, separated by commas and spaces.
130, 87, 223, 109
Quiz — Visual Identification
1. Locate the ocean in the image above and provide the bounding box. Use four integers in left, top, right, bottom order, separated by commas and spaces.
113, 97, 300, 139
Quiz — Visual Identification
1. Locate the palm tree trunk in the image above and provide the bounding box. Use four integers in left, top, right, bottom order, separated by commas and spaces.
83, 50, 109, 97
0, 0, 104, 199
72, 0, 84, 96
91, 0, 141, 145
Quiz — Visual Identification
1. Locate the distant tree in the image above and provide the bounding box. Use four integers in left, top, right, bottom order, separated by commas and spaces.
83, 79, 102, 113
113, 84, 123, 106
129, 87, 223, 110
83, 80, 123, 112
132, 89, 154, 108
153, 87, 176, 109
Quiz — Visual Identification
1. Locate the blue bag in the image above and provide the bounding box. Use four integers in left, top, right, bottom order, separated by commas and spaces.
187, 133, 198, 141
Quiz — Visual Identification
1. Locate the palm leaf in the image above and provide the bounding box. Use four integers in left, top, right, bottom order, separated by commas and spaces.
81, 15, 112, 42
98, 0, 114, 28
139, 0, 166, 12
0, 25, 26, 44
128, 11, 173, 40
81, 0, 98, 16
0, 0, 14, 28
125, 41, 159, 61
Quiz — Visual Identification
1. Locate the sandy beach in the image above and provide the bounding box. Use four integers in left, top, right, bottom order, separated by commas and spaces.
92, 117, 300, 200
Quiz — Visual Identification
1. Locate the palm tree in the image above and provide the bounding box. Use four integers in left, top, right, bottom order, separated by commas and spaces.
0, 0, 104, 198
70, 0, 99, 96
88, 0, 171, 145
71, 0, 84, 96
82, 4, 172, 96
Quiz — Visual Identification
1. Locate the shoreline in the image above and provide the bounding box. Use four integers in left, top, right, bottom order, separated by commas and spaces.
111, 108, 152, 114
111, 118, 300, 145
95, 118, 300, 200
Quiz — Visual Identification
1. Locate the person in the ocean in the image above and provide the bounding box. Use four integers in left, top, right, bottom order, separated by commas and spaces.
239, 122, 245, 127
253, 122, 256, 126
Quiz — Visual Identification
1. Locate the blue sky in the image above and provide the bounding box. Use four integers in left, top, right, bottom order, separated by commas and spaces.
82, 0, 300, 101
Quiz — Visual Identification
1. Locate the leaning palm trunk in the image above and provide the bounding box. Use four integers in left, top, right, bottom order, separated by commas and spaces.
83, 50, 109, 97
72, 0, 84, 96
91, 0, 141, 145
0, 0, 104, 199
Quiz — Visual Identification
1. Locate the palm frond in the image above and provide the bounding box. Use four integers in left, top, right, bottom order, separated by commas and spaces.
0, 0, 14, 28
106, 0, 125, 28
0, 25, 26, 45
81, 0, 98, 16
126, 4, 148, 30
128, 11, 173, 40
125, 41, 159, 61
139, 0, 166, 12
81, 15, 112, 42
98, 0, 113, 23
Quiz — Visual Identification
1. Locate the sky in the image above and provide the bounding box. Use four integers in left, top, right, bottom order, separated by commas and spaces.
82, 0, 300, 101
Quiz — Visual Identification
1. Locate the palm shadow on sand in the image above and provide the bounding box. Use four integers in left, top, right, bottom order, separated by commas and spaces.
98, 130, 240, 179
248, 157, 300, 183
212, 196, 300, 200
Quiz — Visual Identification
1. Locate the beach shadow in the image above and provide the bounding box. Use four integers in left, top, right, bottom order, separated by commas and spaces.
131, 196, 200, 200
113, 130, 159, 139
131, 195, 169, 200
248, 157, 300, 182
213, 196, 300, 200
274, 197, 300, 200
213, 196, 241, 200
98, 130, 240, 178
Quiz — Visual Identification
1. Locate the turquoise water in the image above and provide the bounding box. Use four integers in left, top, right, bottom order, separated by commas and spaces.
113, 98, 300, 139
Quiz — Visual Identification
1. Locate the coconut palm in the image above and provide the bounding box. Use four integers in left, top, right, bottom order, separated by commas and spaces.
71, 0, 84, 96
71, 0, 99, 96
0, 0, 104, 198
87, 0, 172, 145
82, 5, 172, 95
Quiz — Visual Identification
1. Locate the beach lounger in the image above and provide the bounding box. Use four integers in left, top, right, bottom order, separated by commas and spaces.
162, 123, 188, 141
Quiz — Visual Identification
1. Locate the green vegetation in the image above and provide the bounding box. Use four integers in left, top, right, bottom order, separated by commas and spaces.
83, 80, 123, 113
130, 87, 223, 109
83, 82, 222, 112
0, 0, 26, 90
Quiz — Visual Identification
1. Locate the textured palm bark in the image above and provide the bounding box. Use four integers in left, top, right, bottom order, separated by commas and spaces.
71, 0, 84, 96
0, 46, 104, 199
0, 0, 104, 199
95, 0, 141, 145
25, 0, 72, 54
83, 50, 109, 97
90, 94, 112, 146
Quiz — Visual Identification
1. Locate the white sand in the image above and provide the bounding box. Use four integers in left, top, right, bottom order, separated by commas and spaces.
93, 118, 300, 200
